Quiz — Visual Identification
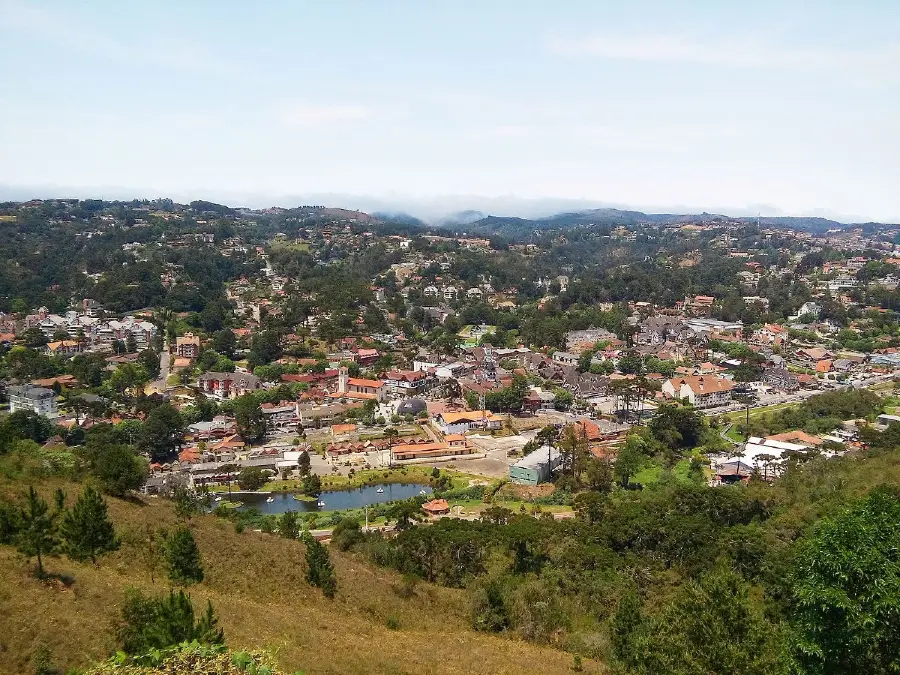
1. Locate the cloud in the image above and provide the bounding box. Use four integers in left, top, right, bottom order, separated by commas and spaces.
276, 104, 369, 127
548, 33, 900, 74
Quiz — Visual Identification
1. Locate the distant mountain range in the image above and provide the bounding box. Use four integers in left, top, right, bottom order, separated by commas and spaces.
427, 208, 898, 237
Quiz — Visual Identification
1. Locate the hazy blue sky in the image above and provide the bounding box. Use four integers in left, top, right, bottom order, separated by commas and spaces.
1, 1, 898, 221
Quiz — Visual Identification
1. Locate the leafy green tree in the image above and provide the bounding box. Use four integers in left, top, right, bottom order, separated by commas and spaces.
612, 567, 785, 675
237, 466, 268, 491
212, 329, 237, 358
279, 510, 300, 539
614, 440, 645, 488
389, 499, 424, 531
89, 444, 148, 497
233, 394, 265, 444
138, 348, 161, 379
617, 350, 644, 375
138, 402, 184, 462
573, 491, 608, 524
172, 484, 204, 519
248, 330, 283, 369
60, 485, 119, 564
0, 501, 22, 544
117, 589, 224, 655
16, 486, 59, 576
789, 487, 900, 674
648, 404, 705, 449
302, 474, 322, 496
163, 527, 204, 586
0, 410, 55, 447
303, 531, 337, 598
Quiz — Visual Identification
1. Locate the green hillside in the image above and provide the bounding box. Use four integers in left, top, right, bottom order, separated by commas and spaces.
0, 478, 594, 675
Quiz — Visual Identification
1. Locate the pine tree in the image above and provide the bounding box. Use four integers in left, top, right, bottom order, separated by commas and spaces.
279, 510, 299, 539
60, 485, 119, 564
303, 531, 337, 598
118, 589, 224, 655
16, 486, 58, 577
297, 450, 311, 477
163, 527, 204, 585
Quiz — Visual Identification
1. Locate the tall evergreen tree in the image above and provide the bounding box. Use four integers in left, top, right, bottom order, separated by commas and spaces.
163, 527, 204, 586
303, 531, 337, 598
279, 510, 300, 539
60, 485, 119, 564
16, 486, 59, 577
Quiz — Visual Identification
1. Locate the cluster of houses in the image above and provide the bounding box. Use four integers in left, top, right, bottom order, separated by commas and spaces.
25, 304, 158, 351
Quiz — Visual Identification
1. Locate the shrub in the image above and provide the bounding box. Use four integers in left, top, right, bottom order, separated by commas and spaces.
117, 589, 224, 655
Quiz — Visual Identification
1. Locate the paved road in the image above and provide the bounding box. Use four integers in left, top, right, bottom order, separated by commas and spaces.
148, 347, 171, 394
703, 373, 896, 417
720, 423, 741, 446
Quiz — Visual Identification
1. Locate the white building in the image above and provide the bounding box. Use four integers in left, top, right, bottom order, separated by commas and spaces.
662, 375, 734, 409
8, 384, 58, 417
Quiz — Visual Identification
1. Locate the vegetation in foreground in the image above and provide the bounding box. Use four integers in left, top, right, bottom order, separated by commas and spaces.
0, 474, 591, 675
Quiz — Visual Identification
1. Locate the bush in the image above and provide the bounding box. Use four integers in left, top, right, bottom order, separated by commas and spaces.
237, 466, 267, 491
386, 615, 400, 630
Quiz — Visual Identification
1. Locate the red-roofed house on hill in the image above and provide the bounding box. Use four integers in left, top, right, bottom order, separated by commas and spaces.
354, 348, 380, 366
333, 366, 386, 402
662, 375, 734, 409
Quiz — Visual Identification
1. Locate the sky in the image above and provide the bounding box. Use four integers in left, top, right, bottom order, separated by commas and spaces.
0, 0, 898, 222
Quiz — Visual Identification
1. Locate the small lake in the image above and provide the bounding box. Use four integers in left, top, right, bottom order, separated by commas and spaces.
221, 483, 433, 515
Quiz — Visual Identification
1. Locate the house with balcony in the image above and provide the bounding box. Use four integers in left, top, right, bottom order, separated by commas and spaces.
662, 375, 734, 409
175, 332, 201, 359
384, 370, 431, 395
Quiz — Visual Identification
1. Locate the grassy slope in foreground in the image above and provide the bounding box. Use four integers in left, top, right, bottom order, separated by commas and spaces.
0, 480, 595, 675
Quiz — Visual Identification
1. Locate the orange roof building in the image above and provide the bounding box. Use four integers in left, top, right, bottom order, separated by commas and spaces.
422, 499, 451, 515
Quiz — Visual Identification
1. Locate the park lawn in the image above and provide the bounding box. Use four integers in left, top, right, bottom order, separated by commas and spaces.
315, 466, 493, 492
166, 373, 180, 386
722, 401, 799, 423
270, 240, 310, 252
725, 425, 745, 443
491, 500, 573, 514
632, 458, 694, 487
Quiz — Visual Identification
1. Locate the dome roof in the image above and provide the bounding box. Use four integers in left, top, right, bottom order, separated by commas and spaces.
397, 398, 427, 416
